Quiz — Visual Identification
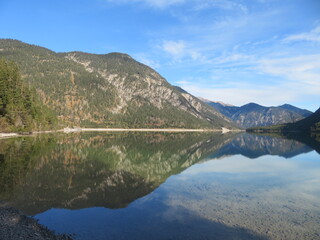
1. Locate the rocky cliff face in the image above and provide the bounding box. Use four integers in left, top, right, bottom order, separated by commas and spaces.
62, 51, 235, 128
202, 100, 311, 129
0, 39, 235, 129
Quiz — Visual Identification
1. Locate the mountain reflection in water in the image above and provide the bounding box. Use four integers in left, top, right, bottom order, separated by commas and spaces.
0, 132, 232, 214
0, 132, 319, 240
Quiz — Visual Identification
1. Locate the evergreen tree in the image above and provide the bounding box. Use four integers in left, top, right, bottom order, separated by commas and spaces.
0, 59, 57, 132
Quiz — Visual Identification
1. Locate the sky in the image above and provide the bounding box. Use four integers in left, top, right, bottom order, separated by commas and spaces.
0, 0, 319, 111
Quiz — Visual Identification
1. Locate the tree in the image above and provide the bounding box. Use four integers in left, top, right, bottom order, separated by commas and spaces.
0, 59, 57, 131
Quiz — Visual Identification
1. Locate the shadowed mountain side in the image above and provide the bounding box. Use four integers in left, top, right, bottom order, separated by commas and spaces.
0, 132, 234, 215
209, 133, 313, 159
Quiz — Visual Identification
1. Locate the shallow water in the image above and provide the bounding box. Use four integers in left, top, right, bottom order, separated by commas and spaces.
0, 132, 319, 240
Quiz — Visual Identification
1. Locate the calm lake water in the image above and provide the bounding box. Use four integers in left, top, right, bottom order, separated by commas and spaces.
0, 132, 319, 240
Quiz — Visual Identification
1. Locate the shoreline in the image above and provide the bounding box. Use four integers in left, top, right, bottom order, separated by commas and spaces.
0, 127, 242, 139
0, 206, 72, 240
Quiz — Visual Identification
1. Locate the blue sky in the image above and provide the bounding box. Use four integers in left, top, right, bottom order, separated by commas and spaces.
1, 0, 319, 111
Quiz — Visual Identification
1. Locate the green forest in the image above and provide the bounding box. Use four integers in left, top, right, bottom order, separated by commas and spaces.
0, 59, 57, 132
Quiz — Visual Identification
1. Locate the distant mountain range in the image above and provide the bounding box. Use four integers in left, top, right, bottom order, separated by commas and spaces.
247, 107, 320, 133
0, 39, 235, 130
200, 98, 313, 129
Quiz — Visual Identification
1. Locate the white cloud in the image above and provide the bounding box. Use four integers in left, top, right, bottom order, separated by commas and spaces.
213, 53, 254, 65
162, 40, 186, 57
284, 26, 320, 43
257, 54, 320, 95
161, 40, 205, 61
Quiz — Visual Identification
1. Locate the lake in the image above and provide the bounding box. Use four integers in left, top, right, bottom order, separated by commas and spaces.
0, 132, 319, 240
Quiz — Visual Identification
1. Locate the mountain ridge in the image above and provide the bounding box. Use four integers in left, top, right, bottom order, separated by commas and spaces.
200, 98, 312, 129
0, 39, 236, 130
278, 104, 312, 117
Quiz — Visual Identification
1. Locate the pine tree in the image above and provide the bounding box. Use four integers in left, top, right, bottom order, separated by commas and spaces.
0, 59, 57, 131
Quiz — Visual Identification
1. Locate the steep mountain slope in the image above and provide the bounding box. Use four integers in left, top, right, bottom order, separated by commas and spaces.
0, 39, 235, 129
62, 52, 235, 128
201, 98, 311, 129
286, 107, 320, 132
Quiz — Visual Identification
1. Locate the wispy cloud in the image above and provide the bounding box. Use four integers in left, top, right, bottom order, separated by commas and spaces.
173, 51, 320, 110
103, 0, 184, 8
103, 0, 248, 11
103, 0, 319, 110
162, 40, 186, 58
257, 54, 320, 94
160, 40, 205, 62
284, 26, 320, 43
192, 0, 248, 13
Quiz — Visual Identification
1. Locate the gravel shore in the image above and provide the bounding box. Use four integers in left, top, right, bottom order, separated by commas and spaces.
0, 207, 72, 240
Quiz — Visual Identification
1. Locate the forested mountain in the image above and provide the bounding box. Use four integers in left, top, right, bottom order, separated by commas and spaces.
0, 39, 235, 129
201, 98, 311, 129
288, 107, 320, 132
0, 59, 57, 132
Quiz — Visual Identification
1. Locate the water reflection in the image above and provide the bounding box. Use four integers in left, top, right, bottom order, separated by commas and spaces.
164, 151, 320, 240
211, 133, 313, 159
0, 132, 233, 214
0, 132, 319, 240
